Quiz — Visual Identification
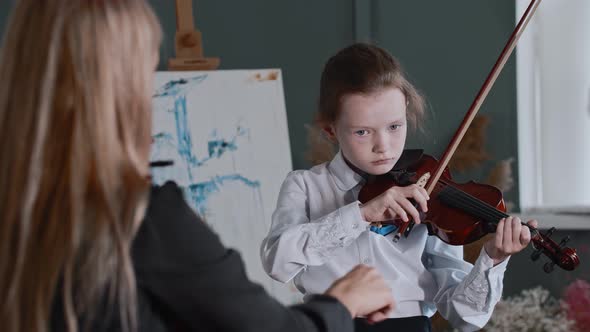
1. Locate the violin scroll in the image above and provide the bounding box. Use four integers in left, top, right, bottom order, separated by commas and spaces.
530, 227, 580, 273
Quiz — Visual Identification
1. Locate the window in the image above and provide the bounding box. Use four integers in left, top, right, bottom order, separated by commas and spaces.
516, 0, 590, 221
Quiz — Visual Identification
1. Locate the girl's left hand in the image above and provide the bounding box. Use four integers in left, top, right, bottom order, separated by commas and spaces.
483, 216, 538, 265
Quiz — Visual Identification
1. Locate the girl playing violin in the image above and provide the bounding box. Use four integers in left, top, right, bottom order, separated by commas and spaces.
261, 43, 537, 331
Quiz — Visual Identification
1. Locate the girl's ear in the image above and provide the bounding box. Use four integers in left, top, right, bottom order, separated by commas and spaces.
322, 125, 337, 143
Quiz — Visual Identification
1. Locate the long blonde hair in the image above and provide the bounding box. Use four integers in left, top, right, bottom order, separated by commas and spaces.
0, 1, 161, 331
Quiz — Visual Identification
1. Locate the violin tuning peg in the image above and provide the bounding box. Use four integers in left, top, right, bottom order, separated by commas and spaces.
559, 236, 571, 247
530, 250, 542, 261
543, 262, 555, 273
393, 233, 401, 243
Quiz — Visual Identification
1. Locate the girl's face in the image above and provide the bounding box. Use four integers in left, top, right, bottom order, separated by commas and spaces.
330, 87, 407, 175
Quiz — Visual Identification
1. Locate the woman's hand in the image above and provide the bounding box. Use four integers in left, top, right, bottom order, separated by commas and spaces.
360, 184, 429, 224
483, 216, 538, 265
325, 265, 395, 323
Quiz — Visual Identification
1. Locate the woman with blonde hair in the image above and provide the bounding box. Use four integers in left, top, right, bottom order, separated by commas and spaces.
0, 1, 394, 331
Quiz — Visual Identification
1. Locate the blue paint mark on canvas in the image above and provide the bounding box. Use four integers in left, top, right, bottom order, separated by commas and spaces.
153, 76, 207, 97
151, 74, 261, 216
186, 174, 260, 216
206, 126, 247, 160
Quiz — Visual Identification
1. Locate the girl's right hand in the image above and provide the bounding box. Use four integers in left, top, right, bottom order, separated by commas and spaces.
360, 184, 429, 224
325, 265, 395, 322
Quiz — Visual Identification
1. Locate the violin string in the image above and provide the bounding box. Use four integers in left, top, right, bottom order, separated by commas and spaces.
446, 188, 513, 224
440, 184, 541, 235
441, 188, 506, 223
435, 179, 510, 221
434, 180, 541, 237
435, 181, 504, 220
436, 181, 510, 222
426, 180, 543, 237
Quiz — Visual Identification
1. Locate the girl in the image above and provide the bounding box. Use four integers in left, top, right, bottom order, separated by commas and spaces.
0, 3, 394, 332
261, 43, 537, 332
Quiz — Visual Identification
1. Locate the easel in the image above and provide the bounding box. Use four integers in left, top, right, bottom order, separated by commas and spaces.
168, 0, 220, 70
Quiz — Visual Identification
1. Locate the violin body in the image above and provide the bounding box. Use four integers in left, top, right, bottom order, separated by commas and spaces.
359, 153, 506, 245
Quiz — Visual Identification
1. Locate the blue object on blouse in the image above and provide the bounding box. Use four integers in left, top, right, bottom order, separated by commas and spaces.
369, 224, 398, 236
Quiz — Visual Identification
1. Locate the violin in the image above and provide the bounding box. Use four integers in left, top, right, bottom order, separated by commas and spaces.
359, 0, 579, 273
359, 150, 580, 273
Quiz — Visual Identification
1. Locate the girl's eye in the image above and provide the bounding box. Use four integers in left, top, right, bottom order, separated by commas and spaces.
354, 129, 369, 136
389, 124, 402, 131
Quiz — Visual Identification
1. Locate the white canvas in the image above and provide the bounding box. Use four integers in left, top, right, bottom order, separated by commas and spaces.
150, 69, 300, 303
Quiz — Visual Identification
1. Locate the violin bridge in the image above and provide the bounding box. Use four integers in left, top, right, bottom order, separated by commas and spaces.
416, 172, 430, 188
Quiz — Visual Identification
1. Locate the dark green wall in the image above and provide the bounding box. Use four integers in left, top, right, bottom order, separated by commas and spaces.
0, 2, 12, 30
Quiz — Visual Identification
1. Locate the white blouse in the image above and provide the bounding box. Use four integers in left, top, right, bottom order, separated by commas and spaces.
261, 151, 509, 331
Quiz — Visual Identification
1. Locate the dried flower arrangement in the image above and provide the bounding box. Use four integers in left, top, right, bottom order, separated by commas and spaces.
448, 114, 490, 173
477, 280, 590, 332
485, 157, 516, 212
485, 287, 576, 332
